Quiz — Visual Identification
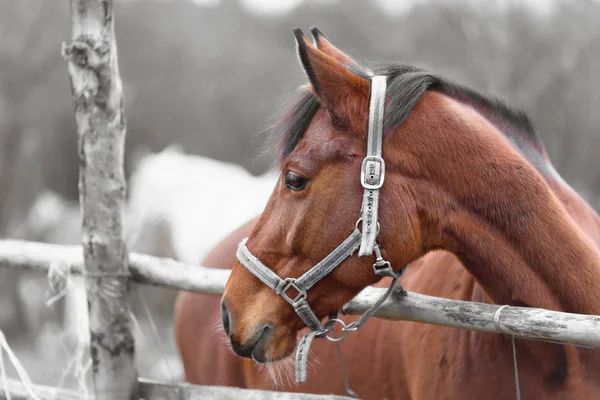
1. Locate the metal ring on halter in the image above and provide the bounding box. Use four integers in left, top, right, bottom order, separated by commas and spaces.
354, 218, 381, 236
324, 319, 349, 343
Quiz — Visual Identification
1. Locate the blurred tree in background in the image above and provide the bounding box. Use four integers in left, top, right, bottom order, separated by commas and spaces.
0, 0, 70, 234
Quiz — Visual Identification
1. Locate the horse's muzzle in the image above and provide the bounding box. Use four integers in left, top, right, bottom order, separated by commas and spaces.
221, 299, 274, 362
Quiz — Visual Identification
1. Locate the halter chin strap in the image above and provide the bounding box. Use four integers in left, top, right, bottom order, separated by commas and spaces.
235, 75, 406, 385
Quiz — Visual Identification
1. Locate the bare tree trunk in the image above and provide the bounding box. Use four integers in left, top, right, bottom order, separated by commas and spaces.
62, 1, 138, 399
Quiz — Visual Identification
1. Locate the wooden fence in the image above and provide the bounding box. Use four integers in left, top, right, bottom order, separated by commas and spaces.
0, 377, 350, 400
1, 242, 600, 399
1, 0, 600, 399
2, 240, 600, 350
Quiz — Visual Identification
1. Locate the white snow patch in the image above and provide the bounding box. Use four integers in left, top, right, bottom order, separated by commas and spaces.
127, 146, 277, 264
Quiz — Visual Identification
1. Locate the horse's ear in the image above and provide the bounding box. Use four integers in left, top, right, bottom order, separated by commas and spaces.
310, 27, 364, 71
294, 28, 370, 130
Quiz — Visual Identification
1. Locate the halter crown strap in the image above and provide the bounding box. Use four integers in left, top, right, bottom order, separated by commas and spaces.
359, 75, 387, 256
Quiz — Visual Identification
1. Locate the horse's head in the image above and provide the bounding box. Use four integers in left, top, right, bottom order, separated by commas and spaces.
222, 29, 431, 362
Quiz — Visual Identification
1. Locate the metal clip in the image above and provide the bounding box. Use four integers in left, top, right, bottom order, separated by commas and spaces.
372, 244, 397, 278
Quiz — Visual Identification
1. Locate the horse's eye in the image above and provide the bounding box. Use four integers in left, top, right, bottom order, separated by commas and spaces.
285, 171, 308, 191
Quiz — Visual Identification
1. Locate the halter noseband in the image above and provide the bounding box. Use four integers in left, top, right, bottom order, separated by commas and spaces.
235, 75, 406, 383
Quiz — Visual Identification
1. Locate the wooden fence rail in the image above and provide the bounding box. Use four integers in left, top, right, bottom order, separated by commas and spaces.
0, 377, 352, 400
2, 239, 600, 349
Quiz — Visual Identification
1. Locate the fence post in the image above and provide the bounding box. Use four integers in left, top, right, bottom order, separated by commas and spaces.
62, 1, 138, 399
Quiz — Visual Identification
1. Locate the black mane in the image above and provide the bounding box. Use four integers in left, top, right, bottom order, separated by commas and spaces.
270, 63, 547, 168
268, 88, 320, 166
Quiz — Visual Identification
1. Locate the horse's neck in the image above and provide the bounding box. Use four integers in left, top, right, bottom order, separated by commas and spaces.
403, 92, 600, 314
449, 183, 600, 314
463, 154, 600, 315
545, 177, 600, 247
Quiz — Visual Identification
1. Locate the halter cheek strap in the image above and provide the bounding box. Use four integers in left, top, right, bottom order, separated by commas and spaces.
359, 75, 387, 256
235, 75, 406, 386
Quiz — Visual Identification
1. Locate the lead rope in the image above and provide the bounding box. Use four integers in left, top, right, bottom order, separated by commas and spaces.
512, 336, 521, 400
335, 342, 359, 399
494, 305, 521, 400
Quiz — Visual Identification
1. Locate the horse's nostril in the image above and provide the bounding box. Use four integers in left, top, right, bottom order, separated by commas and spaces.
250, 324, 274, 363
221, 300, 232, 337
228, 323, 274, 361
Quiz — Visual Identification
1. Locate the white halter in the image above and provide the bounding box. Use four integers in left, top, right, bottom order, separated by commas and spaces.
236, 75, 406, 383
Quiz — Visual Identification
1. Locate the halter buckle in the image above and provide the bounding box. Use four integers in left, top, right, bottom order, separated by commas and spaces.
280, 278, 307, 305
361, 156, 385, 189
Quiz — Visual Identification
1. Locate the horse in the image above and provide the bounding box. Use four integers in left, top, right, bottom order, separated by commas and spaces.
216, 27, 600, 399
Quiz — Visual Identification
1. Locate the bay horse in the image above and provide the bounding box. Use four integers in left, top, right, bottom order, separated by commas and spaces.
180, 28, 600, 399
